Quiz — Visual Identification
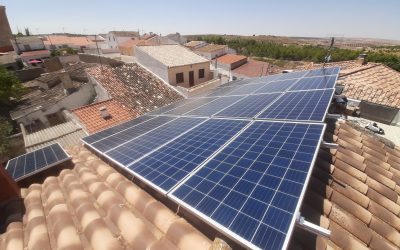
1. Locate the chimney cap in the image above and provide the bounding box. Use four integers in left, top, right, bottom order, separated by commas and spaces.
99, 106, 111, 119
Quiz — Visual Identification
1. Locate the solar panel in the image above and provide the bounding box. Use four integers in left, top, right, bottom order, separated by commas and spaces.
257, 89, 334, 122
214, 93, 282, 118
289, 75, 337, 91
126, 119, 249, 193
82, 115, 154, 144
184, 96, 245, 117
170, 121, 325, 250
304, 67, 339, 77
226, 82, 268, 96
6, 143, 70, 181
89, 115, 176, 152
256, 79, 298, 94
274, 71, 307, 80
164, 97, 217, 115
104, 117, 206, 166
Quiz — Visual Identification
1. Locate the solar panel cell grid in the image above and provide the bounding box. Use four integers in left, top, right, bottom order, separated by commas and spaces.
215, 93, 282, 118
289, 75, 337, 91
256, 79, 298, 94
184, 96, 245, 117
171, 121, 324, 250
257, 89, 334, 121
127, 119, 249, 192
305, 67, 340, 77
105, 117, 206, 166
164, 97, 217, 115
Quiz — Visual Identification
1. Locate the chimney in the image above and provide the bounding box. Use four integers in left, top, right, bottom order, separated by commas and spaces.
0, 166, 20, 202
0, 5, 13, 52
99, 106, 111, 119
59, 71, 74, 94
357, 53, 367, 65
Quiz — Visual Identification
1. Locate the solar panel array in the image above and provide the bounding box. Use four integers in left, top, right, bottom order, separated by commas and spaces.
82, 67, 339, 250
6, 143, 70, 181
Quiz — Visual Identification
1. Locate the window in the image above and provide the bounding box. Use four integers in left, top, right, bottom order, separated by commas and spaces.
176, 73, 184, 83
199, 69, 205, 79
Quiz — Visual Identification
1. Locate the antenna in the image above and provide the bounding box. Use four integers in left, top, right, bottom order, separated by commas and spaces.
323, 37, 335, 68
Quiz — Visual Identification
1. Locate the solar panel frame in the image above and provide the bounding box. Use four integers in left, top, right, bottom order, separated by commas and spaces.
288, 75, 338, 91
5, 143, 71, 181
168, 120, 326, 250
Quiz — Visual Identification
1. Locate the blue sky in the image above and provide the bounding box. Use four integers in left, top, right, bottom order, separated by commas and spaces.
1, 0, 399, 40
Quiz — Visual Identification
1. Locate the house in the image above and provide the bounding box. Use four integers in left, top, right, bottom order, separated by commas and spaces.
19, 50, 50, 64
0, 51, 19, 70
42, 35, 96, 51
72, 99, 136, 134
135, 45, 212, 88
184, 40, 208, 50
85, 64, 183, 113
215, 54, 247, 71
165, 32, 187, 44
118, 39, 156, 56
194, 44, 227, 59
10, 64, 96, 132
232, 59, 281, 78
106, 31, 139, 49
21, 121, 87, 152
10, 36, 46, 54
0, 5, 13, 52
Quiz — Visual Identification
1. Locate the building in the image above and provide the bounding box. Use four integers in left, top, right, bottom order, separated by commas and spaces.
0, 5, 13, 52
215, 54, 247, 71
0, 51, 19, 70
136, 45, 212, 88
118, 39, 155, 56
10, 36, 46, 54
106, 31, 139, 49
72, 99, 136, 134
10, 64, 96, 131
165, 32, 187, 44
194, 44, 227, 59
86, 64, 183, 113
42, 35, 96, 51
184, 40, 207, 50
232, 59, 280, 78
19, 50, 50, 64
22, 121, 87, 152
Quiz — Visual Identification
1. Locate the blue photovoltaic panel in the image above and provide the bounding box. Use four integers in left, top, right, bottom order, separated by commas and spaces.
105, 117, 206, 166
82, 115, 154, 144
184, 96, 244, 117
171, 121, 324, 250
274, 71, 307, 80
164, 97, 217, 115
6, 143, 70, 181
214, 93, 281, 118
148, 98, 202, 115
289, 75, 337, 91
257, 89, 334, 121
304, 67, 339, 77
205, 86, 238, 97
226, 83, 268, 96
127, 119, 249, 192
256, 79, 298, 94
90, 116, 176, 152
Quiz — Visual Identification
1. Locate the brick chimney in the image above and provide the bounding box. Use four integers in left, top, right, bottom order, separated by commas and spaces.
0, 5, 13, 52
356, 53, 367, 65
0, 166, 20, 202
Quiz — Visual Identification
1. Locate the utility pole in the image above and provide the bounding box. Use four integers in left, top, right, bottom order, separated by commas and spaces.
94, 34, 104, 73
323, 37, 335, 68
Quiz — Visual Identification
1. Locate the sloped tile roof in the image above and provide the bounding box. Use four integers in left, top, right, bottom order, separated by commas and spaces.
195, 44, 227, 53
232, 59, 282, 78
24, 121, 87, 152
290, 120, 400, 250
338, 64, 400, 108
216, 54, 247, 65
110, 31, 139, 37
72, 99, 137, 134
85, 64, 183, 114
20, 50, 50, 58
136, 45, 209, 67
43, 35, 95, 47
0, 145, 213, 250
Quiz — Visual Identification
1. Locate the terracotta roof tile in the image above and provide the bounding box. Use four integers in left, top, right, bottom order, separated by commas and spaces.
73, 99, 136, 134
293, 120, 400, 249
215, 54, 247, 64
86, 64, 183, 114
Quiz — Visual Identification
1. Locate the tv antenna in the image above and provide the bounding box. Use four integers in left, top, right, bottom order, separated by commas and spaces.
323, 37, 335, 68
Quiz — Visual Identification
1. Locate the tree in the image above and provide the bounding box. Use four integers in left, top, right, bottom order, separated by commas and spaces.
0, 118, 12, 157
0, 67, 24, 105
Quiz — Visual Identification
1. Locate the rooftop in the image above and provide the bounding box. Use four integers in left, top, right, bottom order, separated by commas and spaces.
0, 145, 214, 250
109, 31, 139, 37
216, 54, 247, 65
43, 35, 95, 47
20, 50, 50, 58
85, 64, 183, 114
290, 120, 400, 250
137, 45, 209, 67
184, 41, 206, 48
72, 99, 137, 134
23, 121, 87, 152
232, 59, 282, 78
118, 39, 156, 49
195, 44, 227, 53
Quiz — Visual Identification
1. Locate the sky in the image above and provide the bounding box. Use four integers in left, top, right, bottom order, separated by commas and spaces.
1, 0, 399, 40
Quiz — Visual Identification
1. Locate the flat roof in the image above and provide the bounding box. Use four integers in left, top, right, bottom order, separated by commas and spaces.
137, 45, 209, 67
